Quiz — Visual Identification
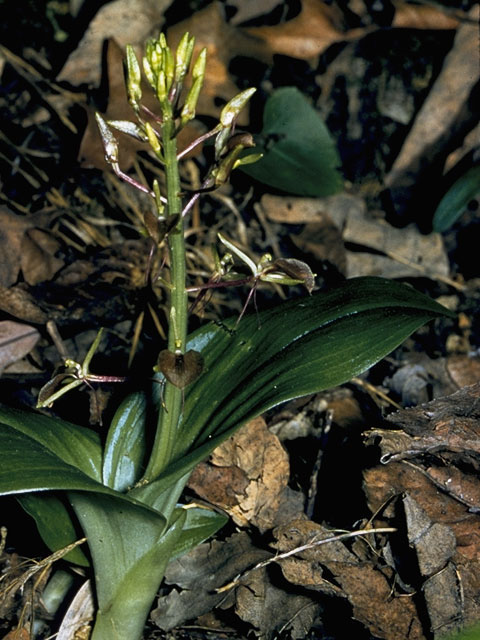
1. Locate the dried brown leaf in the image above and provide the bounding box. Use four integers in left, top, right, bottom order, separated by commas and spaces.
188, 417, 291, 531
272, 519, 425, 640
152, 532, 271, 631
392, 0, 460, 30
233, 565, 321, 639
0, 321, 40, 375
57, 0, 171, 86
244, 0, 367, 61
0, 207, 34, 287
21, 228, 64, 285
363, 383, 480, 633
385, 6, 479, 215
0, 286, 48, 324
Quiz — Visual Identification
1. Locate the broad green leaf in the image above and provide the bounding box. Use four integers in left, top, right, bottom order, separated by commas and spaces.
70, 493, 183, 640
0, 424, 109, 495
0, 405, 102, 480
433, 165, 480, 232
0, 423, 166, 524
240, 87, 343, 196
171, 506, 228, 559
18, 493, 89, 566
134, 277, 453, 499
103, 392, 147, 491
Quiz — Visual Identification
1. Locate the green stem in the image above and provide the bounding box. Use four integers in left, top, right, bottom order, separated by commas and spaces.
143, 110, 188, 482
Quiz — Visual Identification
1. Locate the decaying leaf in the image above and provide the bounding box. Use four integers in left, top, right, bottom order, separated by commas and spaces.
0, 321, 40, 375
272, 519, 425, 640
57, 0, 172, 86
261, 192, 450, 280
385, 5, 479, 216
188, 417, 295, 531
0, 206, 33, 287
244, 0, 367, 61
0, 206, 64, 287
152, 531, 271, 631
363, 383, 480, 634
233, 564, 321, 640
0, 286, 48, 324
392, 0, 460, 29
20, 228, 64, 286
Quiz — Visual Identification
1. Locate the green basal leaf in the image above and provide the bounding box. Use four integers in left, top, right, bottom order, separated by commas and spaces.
171, 506, 228, 559
70, 493, 182, 640
18, 493, 89, 566
0, 405, 102, 480
433, 165, 480, 232
103, 392, 147, 491
133, 277, 453, 500
0, 423, 167, 527
240, 87, 343, 196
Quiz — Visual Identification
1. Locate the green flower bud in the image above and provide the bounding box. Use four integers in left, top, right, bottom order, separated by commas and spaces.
156, 69, 167, 104
180, 75, 203, 127
143, 56, 155, 89
144, 122, 162, 154
192, 47, 207, 80
175, 32, 195, 85
152, 179, 165, 217
220, 87, 256, 128
125, 44, 142, 110
163, 45, 175, 92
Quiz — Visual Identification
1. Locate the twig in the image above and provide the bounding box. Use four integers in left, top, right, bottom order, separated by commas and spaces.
216, 526, 396, 593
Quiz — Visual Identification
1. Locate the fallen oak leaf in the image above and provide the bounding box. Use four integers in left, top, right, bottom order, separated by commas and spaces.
0, 206, 64, 287
244, 0, 369, 62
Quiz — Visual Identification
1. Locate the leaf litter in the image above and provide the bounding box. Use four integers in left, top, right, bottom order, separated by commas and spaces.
1, 0, 479, 638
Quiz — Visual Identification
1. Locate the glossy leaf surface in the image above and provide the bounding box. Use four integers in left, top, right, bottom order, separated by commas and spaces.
0, 405, 102, 480
133, 277, 453, 503
433, 165, 480, 232
240, 87, 343, 196
103, 392, 147, 491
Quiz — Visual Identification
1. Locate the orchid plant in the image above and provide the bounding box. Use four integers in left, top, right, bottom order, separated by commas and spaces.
0, 32, 453, 640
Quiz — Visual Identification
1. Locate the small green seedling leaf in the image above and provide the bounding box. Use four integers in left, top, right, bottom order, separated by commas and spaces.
240, 87, 343, 196
433, 165, 480, 232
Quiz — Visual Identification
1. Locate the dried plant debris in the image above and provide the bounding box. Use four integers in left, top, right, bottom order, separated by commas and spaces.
364, 382, 480, 637
151, 531, 272, 632
385, 6, 480, 218
188, 417, 302, 531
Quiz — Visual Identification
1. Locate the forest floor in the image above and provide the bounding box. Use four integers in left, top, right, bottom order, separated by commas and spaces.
0, 1, 479, 639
